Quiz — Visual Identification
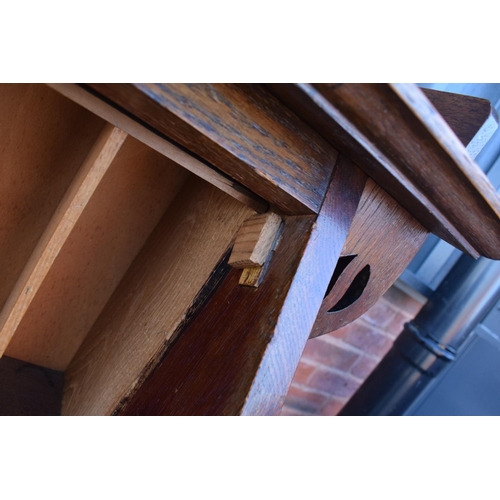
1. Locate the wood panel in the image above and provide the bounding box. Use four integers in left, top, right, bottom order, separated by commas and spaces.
0, 84, 106, 311
311, 179, 429, 338
86, 83, 339, 215
422, 88, 499, 159
117, 157, 366, 416
266, 83, 500, 259
47, 84, 267, 214
0, 125, 126, 358
5, 136, 190, 370
63, 177, 255, 415
0, 356, 63, 416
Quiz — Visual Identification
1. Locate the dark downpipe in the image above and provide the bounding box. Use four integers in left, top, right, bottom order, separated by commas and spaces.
338, 254, 500, 416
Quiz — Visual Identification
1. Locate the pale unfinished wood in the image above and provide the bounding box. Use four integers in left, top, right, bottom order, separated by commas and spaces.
228, 213, 282, 268
0, 84, 106, 311
62, 177, 255, 415
47, 83, 268, 213
0, 125, 127, 356
5, 136, 190, 370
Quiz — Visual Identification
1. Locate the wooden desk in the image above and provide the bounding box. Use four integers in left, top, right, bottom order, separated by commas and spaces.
0, 83, 499, 415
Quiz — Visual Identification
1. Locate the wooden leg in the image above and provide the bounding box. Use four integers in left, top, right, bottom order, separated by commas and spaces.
117, 157, 366, 416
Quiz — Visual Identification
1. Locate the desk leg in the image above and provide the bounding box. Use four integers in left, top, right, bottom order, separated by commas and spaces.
116, 157, 366, 416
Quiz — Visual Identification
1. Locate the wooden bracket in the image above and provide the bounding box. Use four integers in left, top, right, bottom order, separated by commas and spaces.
228, 213, 282, 287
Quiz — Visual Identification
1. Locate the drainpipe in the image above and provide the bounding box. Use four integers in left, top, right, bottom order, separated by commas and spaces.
338, 254, 500, 416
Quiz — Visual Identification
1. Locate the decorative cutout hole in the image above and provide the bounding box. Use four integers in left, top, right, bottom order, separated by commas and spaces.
324, 255, 357, 299
327, 264, 370, 313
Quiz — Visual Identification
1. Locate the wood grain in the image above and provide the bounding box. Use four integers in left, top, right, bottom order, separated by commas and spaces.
0, 356, 63, 416
228, 213, 282, 268
62, 177, 255, 415
0, 125, 127, 357
117, 156, 366, 416
422, 88, 499, 159
267, 83, 500, 259
311, 179, 429, 337
0, 84, 106, 312
47, 84, 268, 214
5, 136, 190, 370
86, 83, 340, 215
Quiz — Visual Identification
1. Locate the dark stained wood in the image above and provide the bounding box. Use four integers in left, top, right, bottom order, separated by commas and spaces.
310, 179, 429, 338
266, 83, 500, 259
86, 83, 339, 215
422, 88, 499, 159
0, 356, 63, 416
117, 156, 367, 416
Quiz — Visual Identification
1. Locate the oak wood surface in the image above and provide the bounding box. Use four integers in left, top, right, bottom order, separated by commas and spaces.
267, 83, 500, 259
0, 84, 106, 312
422, 88, 499, 159
0, 125, 127, 357
86, 83, 340, 215
63, 177, 255, 415
0, 356, 63, 416
47, 84, 267, 214
117, 157, 366, 416
311, 179, 429, 337
5, 136, 190, 370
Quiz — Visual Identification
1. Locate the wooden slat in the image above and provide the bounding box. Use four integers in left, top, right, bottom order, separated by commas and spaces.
422, 88, 499, 159
47, 84, 268, 214
5, 136, 190, 370
266, 83, 500, 259
0, 84, 106, 312
0, 125, 127, 357
117, 157, 366, 416
62, 177, 256, 415
86, 83, 340, 215
310, 179, 429, 338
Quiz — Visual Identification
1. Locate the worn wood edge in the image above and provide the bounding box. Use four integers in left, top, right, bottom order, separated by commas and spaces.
47, 83, 268, 214
111, 249, 233, 415
268, 83, 480, 258
0, 124, 127, 355
390, 83, 500, 224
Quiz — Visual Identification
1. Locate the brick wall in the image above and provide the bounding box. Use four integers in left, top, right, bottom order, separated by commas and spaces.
280, 285, 425, 416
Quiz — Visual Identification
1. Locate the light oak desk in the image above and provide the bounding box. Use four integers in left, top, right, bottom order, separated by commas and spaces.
0, 84, 499, 415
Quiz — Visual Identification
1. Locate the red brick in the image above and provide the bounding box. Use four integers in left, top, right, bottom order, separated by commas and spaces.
350, 356, 379, 379
344, 322, 393, 358
290, 361, 316, 386
361, 301, 396, 328
386, 311, 410, 337
382, 286, 425, 316
319, 398, 345, 416
280, 405, 306, 416
284, 384, 329, 414
301, 338, 359, 371
308, 368, 360, 399
324, 323, 353, 339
